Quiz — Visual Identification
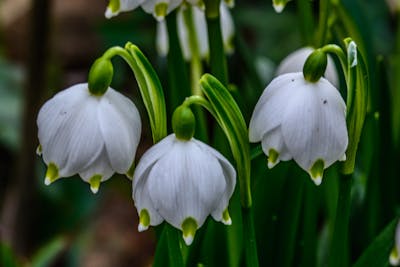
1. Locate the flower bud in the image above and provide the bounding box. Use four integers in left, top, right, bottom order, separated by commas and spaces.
303, 49, 328, 83
172, 105, 196, 141
88, 58, 114, 96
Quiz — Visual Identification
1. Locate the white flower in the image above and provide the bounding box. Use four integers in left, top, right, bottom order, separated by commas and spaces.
141, 0, 183, 21
156, 3, 234, 59
37, 83, 141, 193
249, 72, 348, 185
390, 219, 400, 266
276, 47, 339, 88
105, 0, 144, 19
105, 0, 183, 20
132, 134, 236, 245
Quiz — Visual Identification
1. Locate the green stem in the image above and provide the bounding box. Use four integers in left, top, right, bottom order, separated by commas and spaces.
182, 6, 209, 142
328, 174, 352, 267
298, 0, 315, 46
275, 173, 304, 267
204, 0, 228, 86
101, 45, 167, 143
242, 207, 260, 267
316, 0, 330, 46
166, 225, 185, 267
166, 12, 191, 113
183, 7, 203, 96
300, 182, 318, 267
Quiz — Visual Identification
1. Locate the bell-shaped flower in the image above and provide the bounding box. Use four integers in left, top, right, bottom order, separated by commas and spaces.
249, 72, 348, 185
105, 0, 183, 20
156, 3, 234, 59
141, 0, 183, 21
276, 47, 339, 87
390, 219, 400, 266
132, 134, 236, 245
105, 0, 144, 19
37, 83, 141, 193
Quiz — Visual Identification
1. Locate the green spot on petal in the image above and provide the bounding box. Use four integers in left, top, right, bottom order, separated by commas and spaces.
309, 159, 325, 186
222, 209, 232, 225
44, 163, 59, 185
89, 175, 102, 194
108, 0, 120, 13
36, 144, 42, 156
267, 149, 279, 169
390, 246, 400, 266
154, 2, 168, 20
126, 161, 135, 180
139, 209, 150, 232
181, 217, 198, 246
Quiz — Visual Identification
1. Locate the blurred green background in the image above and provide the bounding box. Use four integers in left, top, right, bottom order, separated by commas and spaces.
0, 0, 398, 266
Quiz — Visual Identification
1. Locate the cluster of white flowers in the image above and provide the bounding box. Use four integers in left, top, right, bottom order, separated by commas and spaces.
37, 84, 235, 245
105, 0, 234, 21
37, 0, 351, 245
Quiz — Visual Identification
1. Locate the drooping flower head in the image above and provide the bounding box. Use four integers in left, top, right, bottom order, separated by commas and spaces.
37, 83, 141, 193
105, 0, 184, 21
249, 72, 348, 185
132, 106, 236, 245
276, 47, 339, 87
156, 3, 234, 59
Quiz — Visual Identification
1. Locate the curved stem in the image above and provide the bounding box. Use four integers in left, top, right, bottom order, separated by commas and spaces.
298, 0, 315, 46
101, 44, 167, 143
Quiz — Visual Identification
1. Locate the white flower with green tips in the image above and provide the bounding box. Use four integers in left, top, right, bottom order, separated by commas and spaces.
276, 47, 339, 87
105, 0, 183, 20
105, 0, 144, 19
390, 220, 400, 266
249, 72, 348, 185
132, 134, 236, 245
156, 3, 234, 59
37, 83, 141, 193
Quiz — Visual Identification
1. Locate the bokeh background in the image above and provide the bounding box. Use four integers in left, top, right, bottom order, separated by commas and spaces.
0, 0, 396, 266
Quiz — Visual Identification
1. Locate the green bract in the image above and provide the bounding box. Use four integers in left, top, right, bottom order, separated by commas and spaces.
88, 58, 113, 96
303, 49, 328, 83
172, 105, 196, 141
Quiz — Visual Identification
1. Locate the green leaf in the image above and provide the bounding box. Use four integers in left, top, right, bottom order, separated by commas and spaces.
31, 237, 68, 267
126, 43, 168, 143
199, 74, 251, 208
353, 218, 397, 267
342, 42, 369, 174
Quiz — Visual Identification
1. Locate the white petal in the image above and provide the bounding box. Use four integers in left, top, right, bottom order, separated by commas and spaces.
261, 126, 292, 164
105, 0, 143, 18
133, 166, 164, 226
281, 77, 348, 171
38, 84, 104, 177
395, 220, 400, 254
141, 0, 182, 20
147, 139, 226, 229
275, 47, 339, 87
156, 20, 169, 57
249, 73, 296, 142
98, 88, 141, 173
132, 134, 175, 187
78, 146, 114, 181
221, 4, 235, 55
192, 139, 236, 221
